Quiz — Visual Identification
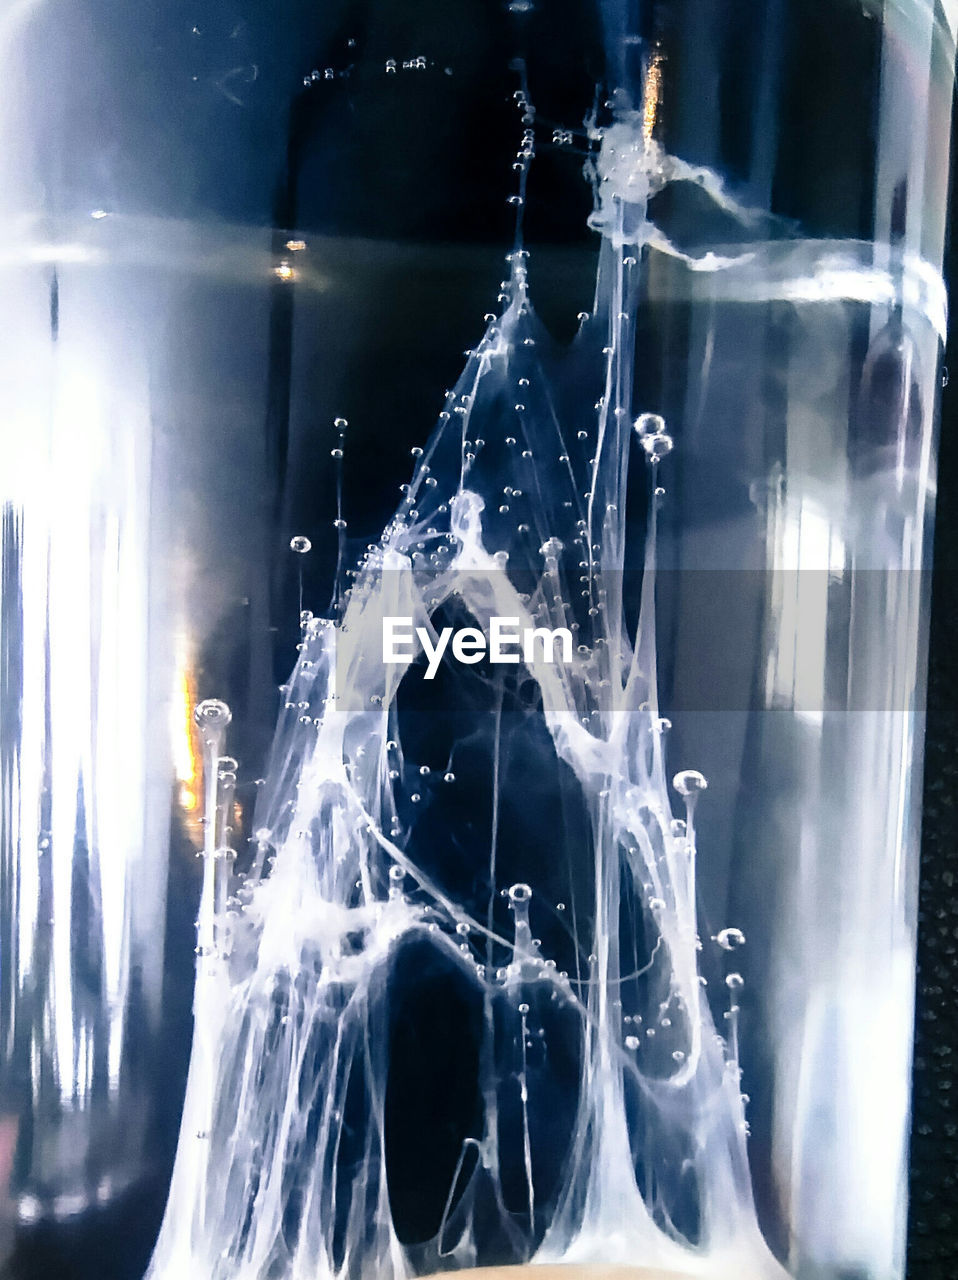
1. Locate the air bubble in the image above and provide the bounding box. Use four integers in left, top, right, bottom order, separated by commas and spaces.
717, 928, 746, 952
508, 882, 532, 903
673, 769, 708, 797
194, 699, 232, 729
289, 535, 312, 554
634, 412, 665, 437
642, 432, 674, 461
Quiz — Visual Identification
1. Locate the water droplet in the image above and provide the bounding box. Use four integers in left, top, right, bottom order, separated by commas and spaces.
716, 928, 746, 952
673, 769, 708, 797
289, 535, 312, 554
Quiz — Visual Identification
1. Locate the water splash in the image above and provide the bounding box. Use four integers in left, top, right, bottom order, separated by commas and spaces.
147, 89, 789, 1280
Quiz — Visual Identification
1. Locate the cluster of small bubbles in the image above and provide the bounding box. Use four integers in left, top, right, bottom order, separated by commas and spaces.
289, 535, 312, 554
402, 56, 427, 69
716, 927, 746, 952
552, 128, 573, 145
673, 769, 708, 797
